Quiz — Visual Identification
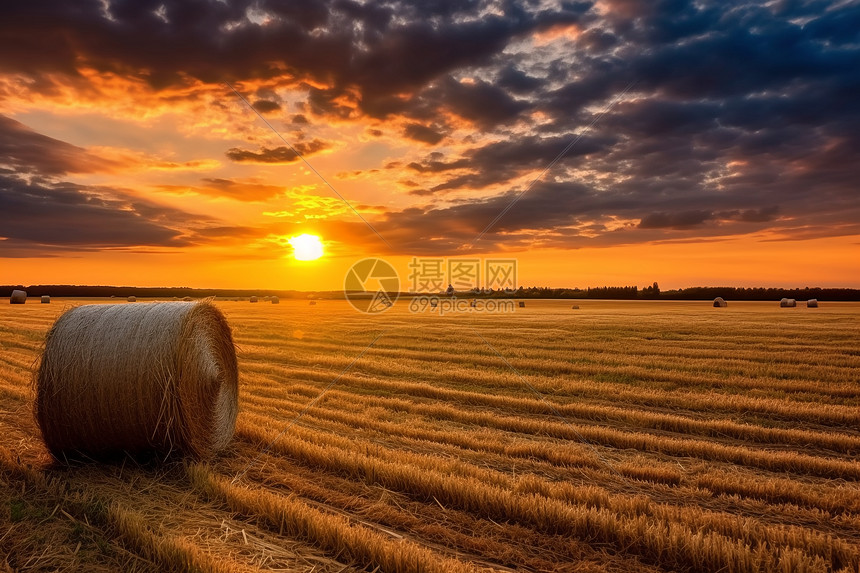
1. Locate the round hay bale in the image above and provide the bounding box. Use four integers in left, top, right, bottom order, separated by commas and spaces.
10, 290, 27, 304
249, 296, 258, 303
41, 295, 51, 304
779, 298, 796, 308
713, 297, 727, 307
271, 296, 280, 304
571, 305, 580, 309
127, 295, 136, 302
34, 301, 238, 461
807, 299, 818, 308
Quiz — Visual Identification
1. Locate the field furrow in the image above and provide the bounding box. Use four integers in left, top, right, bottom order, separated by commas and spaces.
2, 299, 859, 572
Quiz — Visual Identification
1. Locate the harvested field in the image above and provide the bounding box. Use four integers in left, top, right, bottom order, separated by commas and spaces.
1, 299, 859, 572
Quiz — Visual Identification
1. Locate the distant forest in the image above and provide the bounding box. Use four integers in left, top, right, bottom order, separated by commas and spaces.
0, 285, 309, 299
2, 284, 859, 301
507, 285, 860, 301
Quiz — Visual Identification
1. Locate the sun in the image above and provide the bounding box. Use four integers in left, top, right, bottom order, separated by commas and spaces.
287, 234, 324, 261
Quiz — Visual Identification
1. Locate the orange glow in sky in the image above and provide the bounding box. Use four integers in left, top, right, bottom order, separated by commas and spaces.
1, 3, 858, 291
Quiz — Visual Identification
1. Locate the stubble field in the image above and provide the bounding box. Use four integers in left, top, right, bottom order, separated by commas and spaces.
1, 298, 859, 572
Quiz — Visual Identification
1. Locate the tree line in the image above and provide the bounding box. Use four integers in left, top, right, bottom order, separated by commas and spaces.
3, 284, 858, 301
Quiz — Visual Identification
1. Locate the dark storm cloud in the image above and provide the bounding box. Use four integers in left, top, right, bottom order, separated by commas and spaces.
0, 174, 198, 252
225, 139, 330, 163
0, 173, 278, 256
251, 99, 281, 114
497, 65, 543, 95
407, 134, 611, 193
1, 0, 859, 253
0, 115, 116, 175
370, 171, 857, 254
638, 210, 713, 230
402, 123, 446, 145
427, 77, 530, 128
0, 1, 583, 122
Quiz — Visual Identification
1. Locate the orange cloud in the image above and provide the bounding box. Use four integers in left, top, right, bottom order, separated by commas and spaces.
156, 178, 286, 202
225, 139, 332, 164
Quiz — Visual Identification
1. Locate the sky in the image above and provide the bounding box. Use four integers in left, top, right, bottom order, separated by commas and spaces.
1, 0, 858, 291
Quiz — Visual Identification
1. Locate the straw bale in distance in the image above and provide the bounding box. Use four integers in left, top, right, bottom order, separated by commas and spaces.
713, 297, 727, 307
807, 299, 819, 308
34, 301, 239, 460
250, 296, 258, 303
780, 298, 796, 308
10, 289, 26, 304
271, 296, 280, 304
127, 295, 136, 302
41, 295, 50, 304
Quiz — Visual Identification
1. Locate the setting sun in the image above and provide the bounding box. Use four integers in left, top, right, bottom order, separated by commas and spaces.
287, 234, 324, 261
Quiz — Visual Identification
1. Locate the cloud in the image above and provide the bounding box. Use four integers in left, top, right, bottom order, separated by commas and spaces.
402, 123, 445, 145
1, 0, 859, 258
251, 99, 281, 114
0, 115, 221, 175
406, 134, 611, 194
0, 173, 206, 254
225, 139, 331, 163
638, 211, 713, 230
157, 178, 286, 202
0, 115, 118, 175
431, 77, 529, 129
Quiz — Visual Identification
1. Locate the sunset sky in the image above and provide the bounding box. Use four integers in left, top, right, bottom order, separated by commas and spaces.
1, 0, 858, 290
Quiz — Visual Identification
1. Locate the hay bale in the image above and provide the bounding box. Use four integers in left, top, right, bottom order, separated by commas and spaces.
518, 301, 526, 308
41, 295, 51, 304
271, 296, 279, 304
10, 290, 26, 304
779, 298, 796, 308
713, 297, 727, 307
309, 300, 316, 306
807, 299, 818, 308
249, 296, 258, 303
571, 305, 580, 309
127, 295, 136, 302
34, 301, 238, 460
